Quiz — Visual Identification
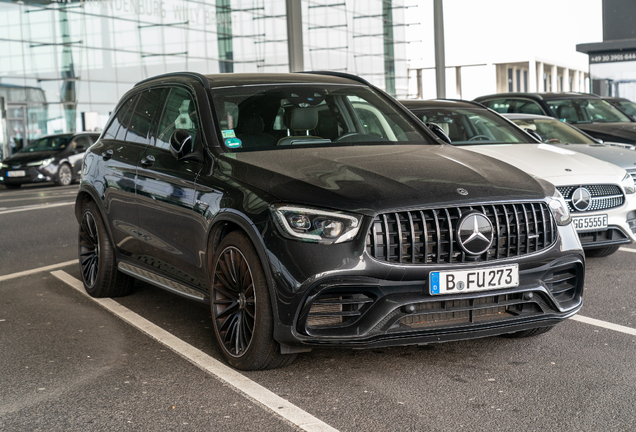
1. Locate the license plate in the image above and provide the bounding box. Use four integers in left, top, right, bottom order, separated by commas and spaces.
572, 214, 608, 232
7, 170, 26, 177
430, 264, 519, 295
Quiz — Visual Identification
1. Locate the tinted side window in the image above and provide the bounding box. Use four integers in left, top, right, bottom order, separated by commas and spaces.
103, 95, 137, 140
482, 99, 511, 114
514, 100, 544, 115
156, 88, 200, 150
126, 88, 168, 145
72, 136, 91, 151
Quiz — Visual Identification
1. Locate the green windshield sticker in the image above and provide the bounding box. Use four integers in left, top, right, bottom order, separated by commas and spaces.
222, 129, 236, 139
225, 138, 242, 148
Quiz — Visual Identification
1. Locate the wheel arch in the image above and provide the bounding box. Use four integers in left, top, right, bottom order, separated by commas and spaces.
75, 186, 116, 249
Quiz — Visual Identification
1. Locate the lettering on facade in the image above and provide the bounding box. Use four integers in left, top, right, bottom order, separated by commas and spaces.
589, 50, 636, 64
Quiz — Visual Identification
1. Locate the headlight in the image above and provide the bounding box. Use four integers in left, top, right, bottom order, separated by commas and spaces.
26, 158, 54, 167
0, 163, 8, 169
272, 205, 362, 244
548, 190, 571, 226
621, 172, 635, 194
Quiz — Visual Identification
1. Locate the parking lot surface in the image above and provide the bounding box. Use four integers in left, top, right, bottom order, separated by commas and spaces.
1, 184, 636, 431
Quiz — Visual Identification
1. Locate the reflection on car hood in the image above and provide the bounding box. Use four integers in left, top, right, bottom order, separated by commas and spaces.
576, 122, 636, 145
2, 150, 59, 165
462, 143, 626, 186
552, 143, 636, 171
219, 144, 549, 215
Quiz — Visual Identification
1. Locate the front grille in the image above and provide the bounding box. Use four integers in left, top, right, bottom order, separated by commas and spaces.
398, 294, 542, 329
366, 203, 556, 265
557, 184, 624, 213
306, 293, 374, 328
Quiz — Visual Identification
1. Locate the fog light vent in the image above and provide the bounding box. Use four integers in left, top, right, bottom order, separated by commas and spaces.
306, 293, 373, 328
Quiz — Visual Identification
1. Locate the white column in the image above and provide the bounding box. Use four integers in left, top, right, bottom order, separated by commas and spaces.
551, 65, 558, 92
537, 61, 544, 92
528, 60, 537, 92
563, 68, 570, 92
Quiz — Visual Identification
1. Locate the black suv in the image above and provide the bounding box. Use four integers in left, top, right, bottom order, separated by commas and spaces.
475, 92, 636, 145
1, 133, 99, 189
76, 72, 584, 370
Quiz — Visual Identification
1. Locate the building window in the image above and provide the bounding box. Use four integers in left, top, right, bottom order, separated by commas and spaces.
524, 70, 528, 92
516, 69, 521, 92
508, 68, 513, 92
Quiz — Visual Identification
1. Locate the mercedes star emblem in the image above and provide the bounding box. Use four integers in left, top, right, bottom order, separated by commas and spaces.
457, 188, 468, 196
457, 212, 494, 255
571, 187, 592, 211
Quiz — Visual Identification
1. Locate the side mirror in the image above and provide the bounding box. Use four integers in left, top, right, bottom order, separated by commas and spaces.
169, 129, 193, 160
425, 122, 452, 144
524, 128, 543, 143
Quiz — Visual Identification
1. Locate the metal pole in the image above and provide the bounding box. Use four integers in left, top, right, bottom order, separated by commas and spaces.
286, 0, 304, 72
434, 0, 446, 99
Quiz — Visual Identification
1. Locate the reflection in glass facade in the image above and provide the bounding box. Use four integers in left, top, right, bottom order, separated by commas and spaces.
0, 0, 412, 159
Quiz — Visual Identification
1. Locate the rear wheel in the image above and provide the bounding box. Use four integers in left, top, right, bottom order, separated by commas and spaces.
585, 246, 620, 258
502, 325, 554, 338
56, 163, 73, 186
211, 231, 296, 370
78, 200, 133, 297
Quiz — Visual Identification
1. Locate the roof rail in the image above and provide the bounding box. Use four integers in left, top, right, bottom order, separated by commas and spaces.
301, 70, 373, 87
134, 71, 210, 89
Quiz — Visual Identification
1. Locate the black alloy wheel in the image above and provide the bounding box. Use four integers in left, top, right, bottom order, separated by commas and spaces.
78, 200, 133, 297
211, 231, 296, 370
79, 210, 100, 288
56, 163, 72, 186
212, 246, 256, 358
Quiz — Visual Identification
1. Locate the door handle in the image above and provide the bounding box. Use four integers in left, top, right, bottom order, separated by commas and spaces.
140, 155, 155, 167
101, 149, 113, 160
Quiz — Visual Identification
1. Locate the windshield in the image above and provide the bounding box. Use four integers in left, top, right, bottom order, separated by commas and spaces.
546, 99, 631, 124
509, 118, 596, 144
611, 99, 636, 117
410, 107, 532, 145
20, 135, 71, 152
211, 84, 430, 152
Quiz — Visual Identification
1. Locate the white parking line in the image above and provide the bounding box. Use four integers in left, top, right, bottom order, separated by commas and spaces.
571, 315, 636, 336
51, 270, 339, 432
0, 192, 77, 204
0, 260, 77, 282
0, 201, 74, 215
619, 247, 636, 254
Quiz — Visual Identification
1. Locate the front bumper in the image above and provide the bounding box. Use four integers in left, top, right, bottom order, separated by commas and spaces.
0, 166, 56, 185
266, 222, 584, 349
571, 193, 636, 249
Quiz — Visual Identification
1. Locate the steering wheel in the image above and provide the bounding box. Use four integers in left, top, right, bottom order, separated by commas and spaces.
468, 135, 491, 142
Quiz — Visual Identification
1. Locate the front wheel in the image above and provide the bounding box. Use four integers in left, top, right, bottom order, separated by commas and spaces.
78, 200, 133, 297
56, 163, 73, 186
585, 246, 620, 258
210, 231, 296, 370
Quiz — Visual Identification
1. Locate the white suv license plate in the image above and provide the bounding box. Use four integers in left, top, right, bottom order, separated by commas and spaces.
7, 170, 26, 178
572, 214, 608, 232
430, 264, 519, 295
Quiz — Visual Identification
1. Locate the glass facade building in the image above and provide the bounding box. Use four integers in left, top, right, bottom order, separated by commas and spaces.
0, 0, 412, 159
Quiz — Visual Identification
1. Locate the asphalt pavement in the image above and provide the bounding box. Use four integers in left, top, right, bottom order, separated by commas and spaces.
1, 183, 635, 432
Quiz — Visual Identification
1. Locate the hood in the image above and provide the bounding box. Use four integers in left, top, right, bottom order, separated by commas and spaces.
462, 143, 626, 187
576, 122, 636, 145
217, 144, 550, 216
552, 143, 636, 171
2, 150, 59, 166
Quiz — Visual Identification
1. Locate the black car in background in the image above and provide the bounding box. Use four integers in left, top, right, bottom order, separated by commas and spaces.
475, 92, 636, 145
0, 133, 99, 189
603, 96, 636, 120
76, 72, 584, 370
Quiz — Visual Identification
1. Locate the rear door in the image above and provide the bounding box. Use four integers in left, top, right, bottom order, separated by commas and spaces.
135, 86, 206, 292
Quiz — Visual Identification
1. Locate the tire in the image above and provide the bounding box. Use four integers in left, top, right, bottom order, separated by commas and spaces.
585, 246, 620, 258
55, 163, 73, 186
78, 200, 133, 297
210, 231, 296, 370
501, 325, 554, 338
5, 184, 21, 189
